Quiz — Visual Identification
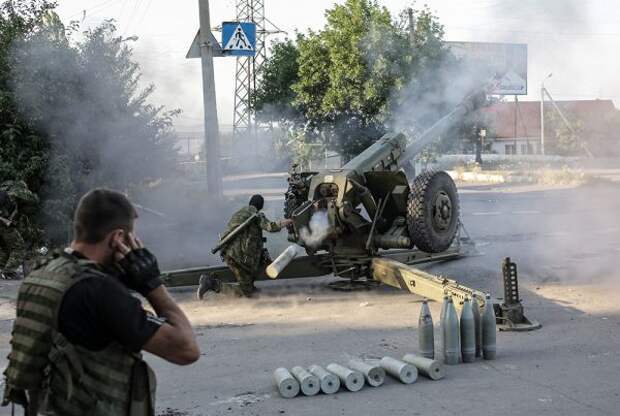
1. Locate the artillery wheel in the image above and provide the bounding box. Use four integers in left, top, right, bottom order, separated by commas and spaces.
407, 170, 460, 253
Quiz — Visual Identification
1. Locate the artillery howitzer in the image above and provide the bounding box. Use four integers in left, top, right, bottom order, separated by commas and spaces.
280, 87, 487, 279
162, 81, 540, 330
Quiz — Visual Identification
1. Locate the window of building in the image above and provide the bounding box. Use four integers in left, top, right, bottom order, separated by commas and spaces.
505, 144, 516, 155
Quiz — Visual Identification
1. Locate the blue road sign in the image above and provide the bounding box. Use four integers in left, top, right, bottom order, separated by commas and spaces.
222, 22, 256, 56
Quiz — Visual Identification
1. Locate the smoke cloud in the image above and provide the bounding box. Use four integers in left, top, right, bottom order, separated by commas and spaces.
299, 210, 330, 248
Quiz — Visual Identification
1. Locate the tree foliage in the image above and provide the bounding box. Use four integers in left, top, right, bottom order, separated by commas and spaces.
0, 0, 54, 193
254, 0, 460, 162
544, 110, 584, 156
1, 0, 179, 244
254, 37, 300, 121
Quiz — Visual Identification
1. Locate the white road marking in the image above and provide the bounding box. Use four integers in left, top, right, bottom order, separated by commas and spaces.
593, 227, 620, 235
470, 211, 502, 216
544, 232, 571, 237
511, 210, 541, 215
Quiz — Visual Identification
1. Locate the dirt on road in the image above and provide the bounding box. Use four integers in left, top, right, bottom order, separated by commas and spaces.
1, 181, 620, 416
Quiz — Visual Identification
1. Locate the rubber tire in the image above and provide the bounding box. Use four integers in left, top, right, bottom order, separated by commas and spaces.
407, 170, 460, 253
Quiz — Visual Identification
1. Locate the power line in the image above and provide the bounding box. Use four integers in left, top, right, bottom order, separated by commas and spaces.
66, 0, 124, 19
135, 0, 153, 29
122, 0, 144, 36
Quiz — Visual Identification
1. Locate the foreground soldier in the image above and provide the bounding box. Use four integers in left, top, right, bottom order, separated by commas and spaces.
0, 180, 38, 280
2, 189, 200, 415
207, 194, 291, 298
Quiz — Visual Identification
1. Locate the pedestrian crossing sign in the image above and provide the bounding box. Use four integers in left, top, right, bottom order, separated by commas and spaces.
222, 22, 256, 56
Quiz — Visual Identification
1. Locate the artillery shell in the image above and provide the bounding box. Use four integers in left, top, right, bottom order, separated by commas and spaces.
418, 300, 435, 359
308, 364, 340, 394
443, 298, 461, 365
460, 298, 476, 363
326, 363, 364, 392
439, 295, 450, 358
472, 294, 483, 358
273, 367, 300, 399
402, 353, 445, 381
266, 245, 302, 279
482, 293, 497, 360
291, 366, 320, 396
347, 359, 385, 387
380, 356, 418, 384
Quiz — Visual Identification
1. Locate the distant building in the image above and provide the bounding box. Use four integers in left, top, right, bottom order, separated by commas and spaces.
483, 99, 620, 155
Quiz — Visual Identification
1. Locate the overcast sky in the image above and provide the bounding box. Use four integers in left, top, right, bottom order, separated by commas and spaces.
55, 0, 620, 129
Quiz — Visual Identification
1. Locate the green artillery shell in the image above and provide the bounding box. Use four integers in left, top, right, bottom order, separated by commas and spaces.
326, 363, 364, 392
380, 356, 418, 384
482, 293, 497, 360
460, 298, 476, 363
347, 359, 386, 387
439, 295, 450, 358
402, 353, 445, 381
273, 367, 300, 398
291, 366, 320, 396
443, 298, 461, 365
471, 294, 483, 358
418, 300, 435, 359
308, 364, 340, 394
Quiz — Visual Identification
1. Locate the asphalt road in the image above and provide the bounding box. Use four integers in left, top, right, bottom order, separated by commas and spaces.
149, 181, 620, 416
1, 181, 620, 416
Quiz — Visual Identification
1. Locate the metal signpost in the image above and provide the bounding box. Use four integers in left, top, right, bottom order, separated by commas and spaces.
187, 0, 257, 199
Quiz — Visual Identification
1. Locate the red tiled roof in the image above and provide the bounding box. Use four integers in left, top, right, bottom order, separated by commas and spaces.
483, 99, 619, 139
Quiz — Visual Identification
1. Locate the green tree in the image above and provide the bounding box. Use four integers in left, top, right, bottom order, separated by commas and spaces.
545, 110, 583, 156
2, 1, 179, 244
293, 0, 409, 160
254, 1, 452, 162
0, 0, 54, 191
254, 37, 300, 122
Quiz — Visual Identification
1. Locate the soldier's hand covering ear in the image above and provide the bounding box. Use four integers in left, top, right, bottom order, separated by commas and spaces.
113, 232, 162, 296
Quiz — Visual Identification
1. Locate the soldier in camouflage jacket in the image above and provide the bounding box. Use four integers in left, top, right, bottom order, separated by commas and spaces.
219, 194, 292, 297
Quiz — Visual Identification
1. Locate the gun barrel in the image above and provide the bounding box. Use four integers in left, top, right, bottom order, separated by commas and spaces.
400, 88, 485, 165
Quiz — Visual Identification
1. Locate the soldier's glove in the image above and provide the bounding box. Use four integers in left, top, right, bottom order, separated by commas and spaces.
117, 248, 163, 297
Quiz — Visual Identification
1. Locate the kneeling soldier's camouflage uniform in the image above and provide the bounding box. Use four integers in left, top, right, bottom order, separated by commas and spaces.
220, 205, 282, 296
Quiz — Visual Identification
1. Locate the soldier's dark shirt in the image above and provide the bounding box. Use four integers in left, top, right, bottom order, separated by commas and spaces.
58, 251, 163, 352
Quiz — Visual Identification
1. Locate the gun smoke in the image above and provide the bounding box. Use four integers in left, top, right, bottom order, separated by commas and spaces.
299, 210, 330, 248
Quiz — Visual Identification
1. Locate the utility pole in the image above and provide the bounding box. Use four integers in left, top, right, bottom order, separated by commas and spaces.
514, 95, 518, 153
540, 73, 552, 155
198, 0, 222, 198
540, 87, 545, 155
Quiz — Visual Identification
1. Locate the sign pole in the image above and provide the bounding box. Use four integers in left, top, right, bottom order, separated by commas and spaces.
198, 0, 222, 199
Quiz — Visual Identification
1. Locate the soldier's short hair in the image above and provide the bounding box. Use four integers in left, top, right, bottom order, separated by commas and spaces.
73, 188, 138, 243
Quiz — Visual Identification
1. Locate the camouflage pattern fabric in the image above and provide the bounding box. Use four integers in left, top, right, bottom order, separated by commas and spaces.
223, 257, 255, 296
220, 205, 282, 295
0, 224, 25, 274
0, 181, 38, 274
0, 180, 39, 209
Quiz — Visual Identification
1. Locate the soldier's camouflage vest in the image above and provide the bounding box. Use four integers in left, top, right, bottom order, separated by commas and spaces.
2, 251, 156, 416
